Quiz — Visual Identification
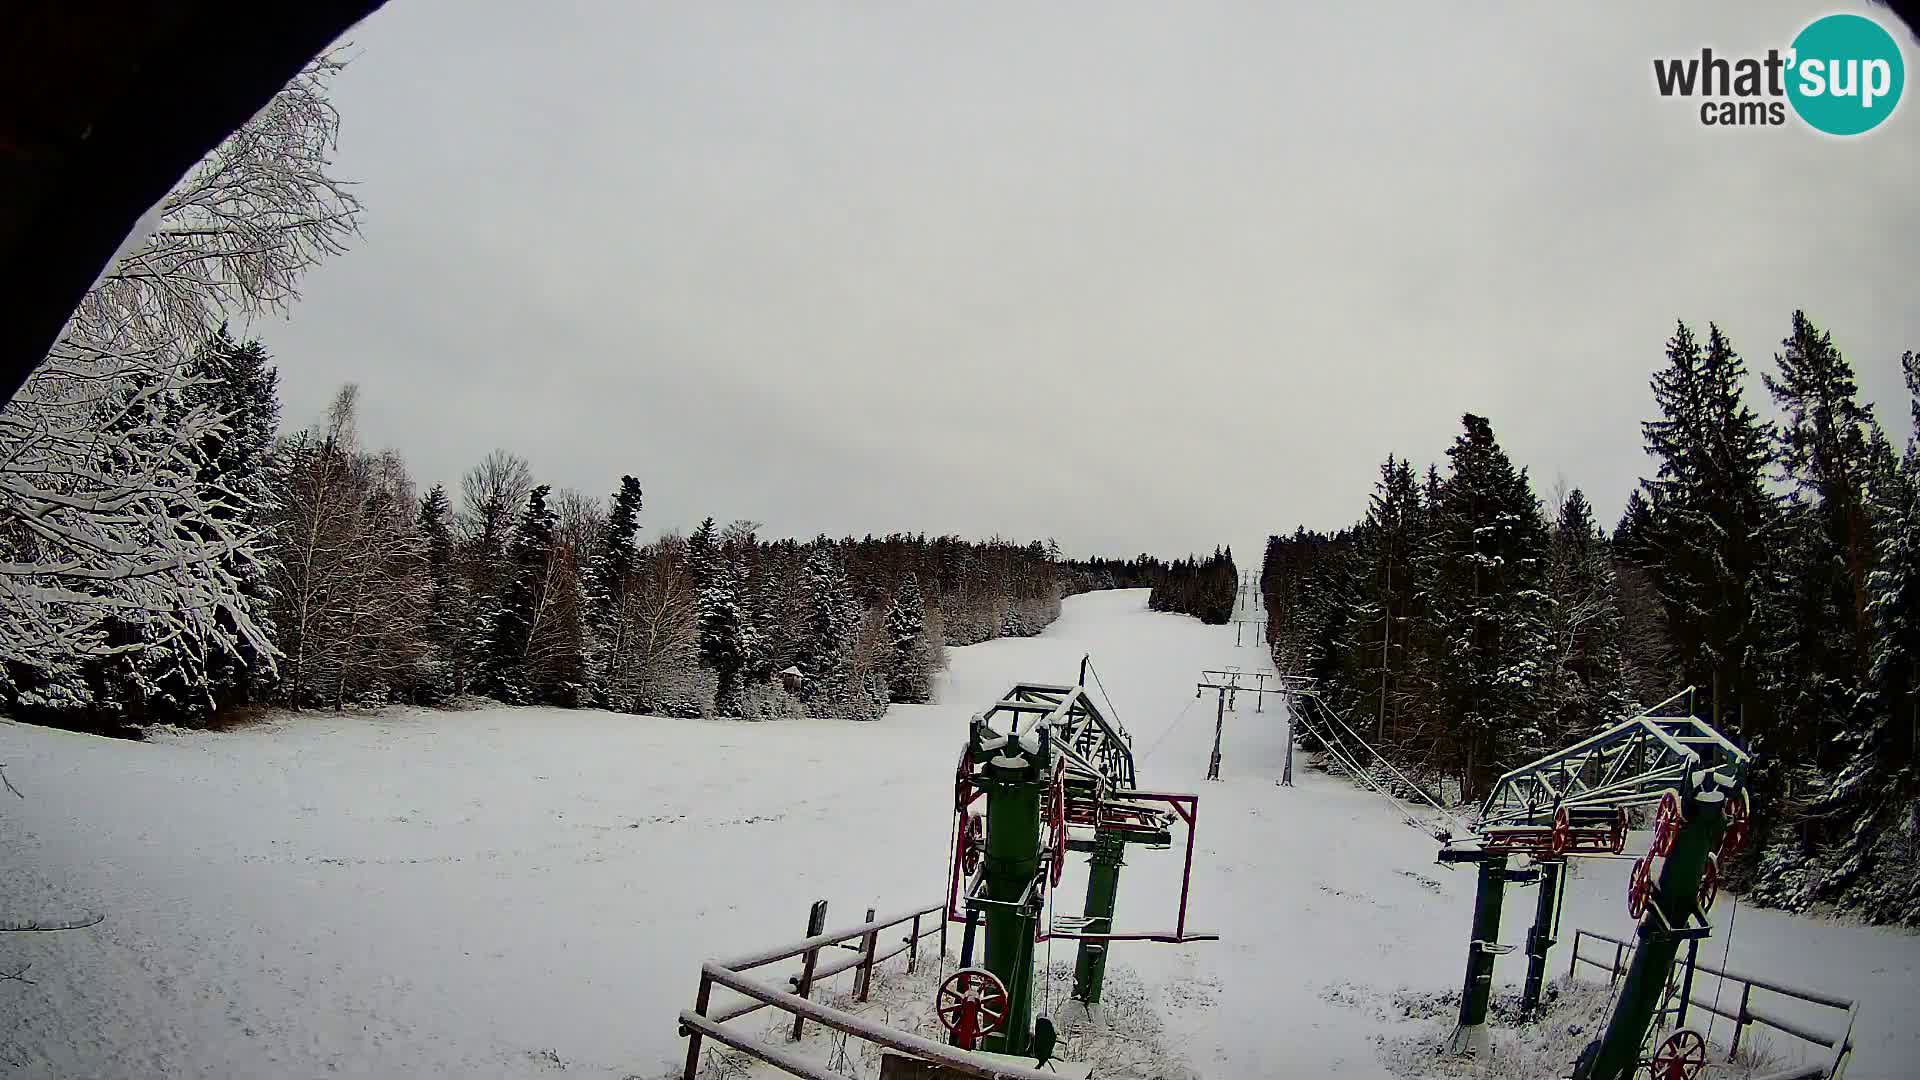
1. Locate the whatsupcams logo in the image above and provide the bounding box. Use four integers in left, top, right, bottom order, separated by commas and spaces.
1654, 12, 1905, 134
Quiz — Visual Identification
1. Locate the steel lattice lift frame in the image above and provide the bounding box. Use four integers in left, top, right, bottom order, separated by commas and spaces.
944, 659, 1216, 1058
1435, 688, 1754, 1080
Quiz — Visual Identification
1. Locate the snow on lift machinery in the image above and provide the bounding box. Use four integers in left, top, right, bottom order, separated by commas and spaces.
1434, 688, 1751, 1080
943, 655, 1216, 1058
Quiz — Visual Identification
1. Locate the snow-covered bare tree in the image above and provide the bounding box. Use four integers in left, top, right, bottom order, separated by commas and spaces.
324, 446, 429, 708
265, 387, 429, 709
0, 54, 358, 715
455, 448, 534, 692
622, 534, 703, 716
460, 450, 535, 564
844, 602, 897, 722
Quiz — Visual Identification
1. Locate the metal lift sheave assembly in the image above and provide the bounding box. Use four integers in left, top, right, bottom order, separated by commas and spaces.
943, 657, 1217, 1060
1435, 689, 1758, 1080
676, 659, 1214, 1080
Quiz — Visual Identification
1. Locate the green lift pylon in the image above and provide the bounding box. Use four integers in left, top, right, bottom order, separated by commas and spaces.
949, 669, 1214, 1055
1434, 689, 1748, 1070
1065, 802, 1175, 1005
1435, 851, 1564, 1052
1070, 829, 1126, 1004
1437, 851, 1522, 1056
1520, 858, 1564, 1020
973, 727, 1049, 1055
1575, 780, 1729, 1080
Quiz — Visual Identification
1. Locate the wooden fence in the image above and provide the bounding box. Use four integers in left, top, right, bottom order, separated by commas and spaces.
1568, 928, 1856, 1079
678, 898, 1061, 1080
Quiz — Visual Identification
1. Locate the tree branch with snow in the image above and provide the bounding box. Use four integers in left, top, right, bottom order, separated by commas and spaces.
0, 54, 359, 710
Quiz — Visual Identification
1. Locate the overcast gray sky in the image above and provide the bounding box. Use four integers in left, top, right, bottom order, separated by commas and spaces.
257, 1, 1920, 560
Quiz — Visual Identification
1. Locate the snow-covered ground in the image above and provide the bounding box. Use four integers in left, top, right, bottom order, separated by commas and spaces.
1, 589, 1914, 1077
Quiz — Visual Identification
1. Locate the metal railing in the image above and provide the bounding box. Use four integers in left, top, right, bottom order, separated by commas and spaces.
1568, 928, 1856, 1079
678, 898, 1059, 1080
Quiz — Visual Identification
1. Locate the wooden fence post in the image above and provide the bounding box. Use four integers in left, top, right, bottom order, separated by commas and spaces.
1730, 983, 1753, 1059
856, 907, 880, 1002
907, 912, 922, 975
682, 971, 712, 1080
789, 900, 829, 1041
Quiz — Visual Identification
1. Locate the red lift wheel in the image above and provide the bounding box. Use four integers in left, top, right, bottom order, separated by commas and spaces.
1697, 853, 1719, 912
958, 812, 985, 876
954, 749, 973, 814
1720, 789, 1750, 859
1647, 1028, 1708, 1080
1720, 818, 1749, 860
1611, 807, 1630, 855
937, 968, 1009, 1050
1652, 791, 1683, 857
1047, 773, 1068, 887
1627, 852, 1655, 920
1725, 788, 1749, 825
1550, 807, 1572, 857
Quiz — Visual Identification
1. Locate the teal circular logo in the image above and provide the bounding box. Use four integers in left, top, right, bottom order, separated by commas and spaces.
1787, 14, 1905, 135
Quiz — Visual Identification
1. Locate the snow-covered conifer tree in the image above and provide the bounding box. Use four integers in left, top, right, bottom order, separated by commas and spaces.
487, 485, 586, 706
1422, 413, 1552, 799
1638, 322, 1780, 735
1804, 351, 1920, 923
692, 518, 751, 716
794, 546, 853, 714
1339, 455, 1423, 741
1763, 312, 1883, 772
585, 477, 643, 703
415, 484, 462, 700
1540, 489, 1631, 743
887, 572, 931, 703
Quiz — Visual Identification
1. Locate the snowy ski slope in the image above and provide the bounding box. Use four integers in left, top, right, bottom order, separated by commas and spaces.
0, 589, 1913, 1077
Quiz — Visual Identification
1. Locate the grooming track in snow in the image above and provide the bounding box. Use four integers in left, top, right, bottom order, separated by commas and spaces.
1, 590, 1914, 1077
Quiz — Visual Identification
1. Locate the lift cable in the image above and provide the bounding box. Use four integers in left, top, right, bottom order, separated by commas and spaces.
1137, 693, 1202, 764
1706, 893, 1741, 1049
1082, 656, 1129, 741
939, 810, 957, 987
1296, 693, 1465, 838
1319, 744, 1431, 836
1294, 707, 1434, 836
1301, 691, 1457, 823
